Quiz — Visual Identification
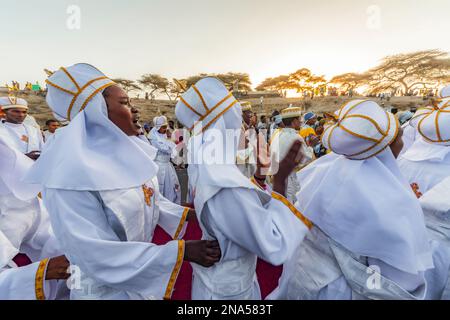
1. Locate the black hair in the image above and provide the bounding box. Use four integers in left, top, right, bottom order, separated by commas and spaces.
282, 116, 299, 127
46, 119, 58, 126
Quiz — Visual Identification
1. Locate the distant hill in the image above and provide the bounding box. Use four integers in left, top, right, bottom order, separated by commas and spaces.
14, 92, 430, 126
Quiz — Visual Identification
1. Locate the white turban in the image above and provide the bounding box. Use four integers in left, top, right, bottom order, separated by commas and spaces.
25, 63, 158, 190
322, 99, 399, 160
0, 96, 28, 110
409, 99, 450, 146
153, 115, 168, 130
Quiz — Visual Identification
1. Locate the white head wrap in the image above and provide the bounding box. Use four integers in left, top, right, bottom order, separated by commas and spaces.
153, 115, 168, 130
401, 99, 450, 166
25, 63, 158, 191
296, 100, 433, 274
175, 77, 267, 214
322, 99, 399, 160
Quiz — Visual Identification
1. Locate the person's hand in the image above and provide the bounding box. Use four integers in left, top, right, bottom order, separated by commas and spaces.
273, 140, 304, 196
25, 151, 41, 161
184, 240, 221, 267
45, 255, 71, 280
255, 132, 271, 175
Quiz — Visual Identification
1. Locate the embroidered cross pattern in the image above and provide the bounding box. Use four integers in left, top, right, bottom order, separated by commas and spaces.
142, 185, 154, 206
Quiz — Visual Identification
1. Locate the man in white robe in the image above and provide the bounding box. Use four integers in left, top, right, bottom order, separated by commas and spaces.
0, 138, 69, 300
0, 97, 43, 160
149, 116, 182, 204
25, 64, 221, 300
269, 107, 314, 203
270, 100, 435, 300
175, 77, 312, 300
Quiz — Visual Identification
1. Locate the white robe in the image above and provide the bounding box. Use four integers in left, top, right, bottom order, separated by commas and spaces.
268, 227, 429, 300
42, 177, 189, 300
191, 187, 309, 300
398, 144, 450, 194
0, 194, 65, 300
149, 133, 181, 204
0, 121, 43, 154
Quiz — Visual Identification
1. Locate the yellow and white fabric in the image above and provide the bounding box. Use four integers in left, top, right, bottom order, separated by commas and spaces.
280, 106, 302, 119
0, 97, 28, 110
26, 63, 158, 190
25, 63, 190, 300
175, 77, 311, 300
322, 99, 399, 160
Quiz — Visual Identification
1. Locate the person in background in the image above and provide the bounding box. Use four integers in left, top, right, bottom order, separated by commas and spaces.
42, 119, 60, 143
150, 116, 182, 204
0, 97, 43, 160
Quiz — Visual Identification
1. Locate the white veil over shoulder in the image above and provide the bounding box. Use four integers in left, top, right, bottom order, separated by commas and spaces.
25, 63, 158, 191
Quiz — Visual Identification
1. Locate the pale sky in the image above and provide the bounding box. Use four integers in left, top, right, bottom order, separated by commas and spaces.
1, 0, 449, 89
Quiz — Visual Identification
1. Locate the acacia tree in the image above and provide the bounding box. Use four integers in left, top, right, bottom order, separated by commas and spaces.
111, 78, 141, 94
256, 68, 326, 96
138, 74, 170, 99
366, 49, 450, 95
329, 73, 370, 93
180, 72, 252, 92
255, 75, 291, 95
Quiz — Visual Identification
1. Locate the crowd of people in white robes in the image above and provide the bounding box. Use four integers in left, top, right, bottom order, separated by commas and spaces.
1, 63, 450, 300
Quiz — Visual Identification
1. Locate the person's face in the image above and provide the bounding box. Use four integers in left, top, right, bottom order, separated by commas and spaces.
104, 85, 141, 136
292, 117, 301, 130
307, 117, 317, 126
5, 108, 27, 124
159, 125, 168, 134
251, 113, 257, 126
48, 121, 60, 133
389, 127, 404, 159
243, 110, 253, 126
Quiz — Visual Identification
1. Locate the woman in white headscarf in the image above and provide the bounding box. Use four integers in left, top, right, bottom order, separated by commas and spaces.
25, 64, 220, 300
0, 138, 69, 300
398, 87, 450, 194
175, 77, 312, 300
397, 87, 450, 298
269, 100, 435, 300
149, 116, 181, 204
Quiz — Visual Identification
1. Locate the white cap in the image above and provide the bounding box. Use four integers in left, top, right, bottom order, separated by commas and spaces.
0, 96, 28, 110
